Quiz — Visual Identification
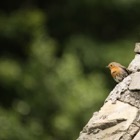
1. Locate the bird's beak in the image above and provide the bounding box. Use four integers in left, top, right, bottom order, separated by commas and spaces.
106, 65, 109, 68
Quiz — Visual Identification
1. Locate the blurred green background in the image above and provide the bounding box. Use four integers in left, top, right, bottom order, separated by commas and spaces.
0, 0, 139, 140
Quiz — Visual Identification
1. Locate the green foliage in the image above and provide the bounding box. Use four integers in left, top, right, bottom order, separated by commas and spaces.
0, 1, 140, 140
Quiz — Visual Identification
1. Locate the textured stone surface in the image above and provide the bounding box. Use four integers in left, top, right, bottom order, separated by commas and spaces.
119, 90, 140, 108
127, 124, 139, 137
133, 131, 140, 140
105, 76, 131, 103
120, 133, 132, 140
128, 54, 140, 72
129, 72, 140, 90
134, 43, 140, 53
77, 101, 138, 140
77, 44, 140, 140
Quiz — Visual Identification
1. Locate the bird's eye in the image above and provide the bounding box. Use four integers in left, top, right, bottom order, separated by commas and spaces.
110, 64, 112, 67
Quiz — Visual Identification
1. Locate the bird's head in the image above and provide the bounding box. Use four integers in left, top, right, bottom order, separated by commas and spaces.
106, 62, 120, 70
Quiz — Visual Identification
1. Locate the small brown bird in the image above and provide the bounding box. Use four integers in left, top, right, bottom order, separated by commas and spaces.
106, 62, 130, 83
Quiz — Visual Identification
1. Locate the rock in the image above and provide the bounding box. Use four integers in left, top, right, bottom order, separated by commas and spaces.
133, 131, 140, 140
77, 43, 140, 140
105, 76, 131, 103
77, 101, 138, 140
128, 54, 140, 72
129, 72, 140, 90
134, 43, 140, 54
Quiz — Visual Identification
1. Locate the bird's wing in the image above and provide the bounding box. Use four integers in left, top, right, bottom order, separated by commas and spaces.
119, 64, 131, 74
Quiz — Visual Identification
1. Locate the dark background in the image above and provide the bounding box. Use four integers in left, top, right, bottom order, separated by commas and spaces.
0, 0, 139, 139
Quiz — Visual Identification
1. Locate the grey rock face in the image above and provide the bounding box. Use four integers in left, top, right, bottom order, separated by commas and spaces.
77, 43, 140, 140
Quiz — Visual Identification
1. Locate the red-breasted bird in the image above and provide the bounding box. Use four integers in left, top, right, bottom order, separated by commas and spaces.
106, 62, 130, 83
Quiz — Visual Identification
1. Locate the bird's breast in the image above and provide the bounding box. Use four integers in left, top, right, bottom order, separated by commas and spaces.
111, 67, 120, 77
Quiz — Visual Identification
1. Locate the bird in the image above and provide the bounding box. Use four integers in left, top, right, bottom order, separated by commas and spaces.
106, 62, 130, 83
